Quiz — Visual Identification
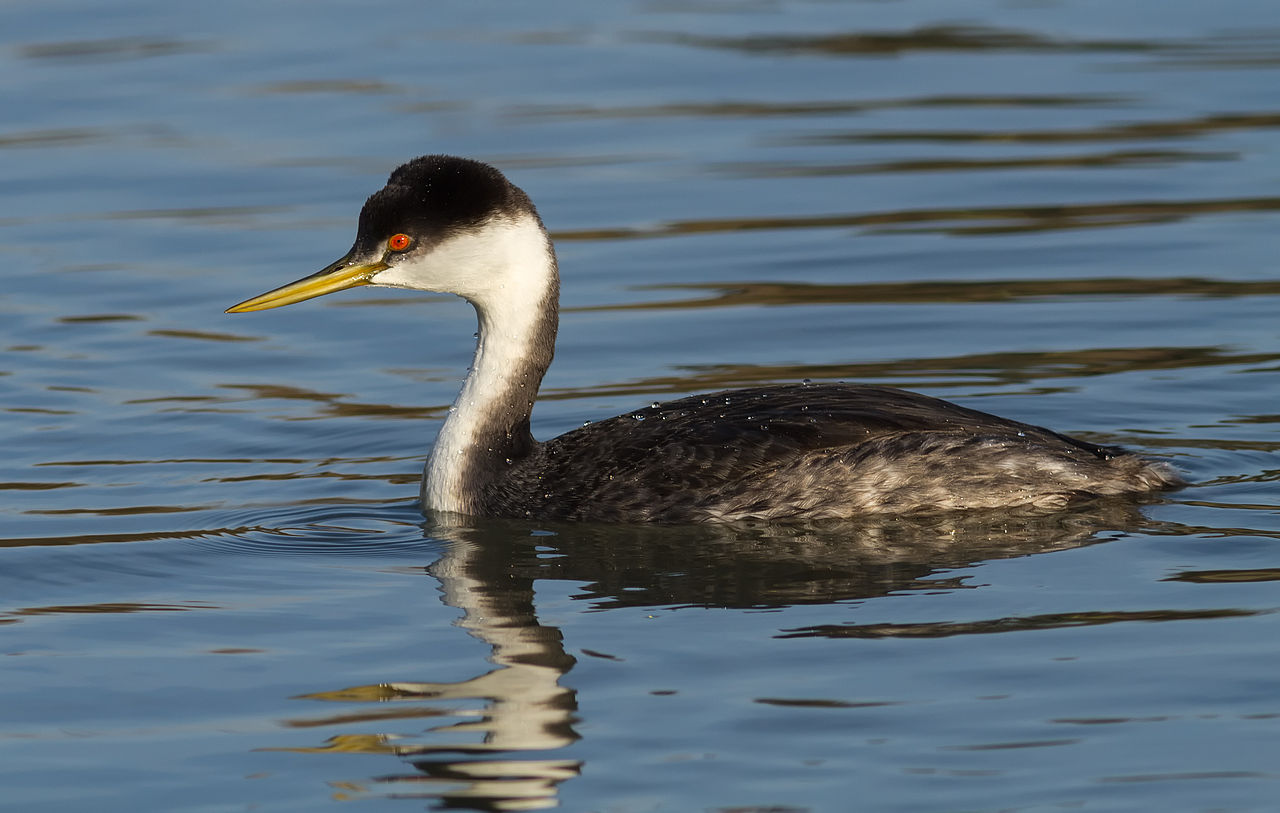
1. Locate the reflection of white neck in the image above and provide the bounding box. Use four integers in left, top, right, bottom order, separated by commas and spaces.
425, 537, 576, 749
379, 216, 558, 515
376, 534, 579, 809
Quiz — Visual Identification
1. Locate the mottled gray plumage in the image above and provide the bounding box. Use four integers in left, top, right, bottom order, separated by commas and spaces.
228, 155, 1183, 523
477, 383, 1180, 522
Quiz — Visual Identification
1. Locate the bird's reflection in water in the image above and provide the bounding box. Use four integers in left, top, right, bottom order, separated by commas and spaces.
272, 499, 1162, 810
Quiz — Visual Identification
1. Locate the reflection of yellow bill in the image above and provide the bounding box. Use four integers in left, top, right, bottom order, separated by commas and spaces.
257, 733, 399, 755
226, 257, 387, 313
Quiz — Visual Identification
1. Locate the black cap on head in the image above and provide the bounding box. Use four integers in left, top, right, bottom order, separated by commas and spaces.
351, 155, 535, 256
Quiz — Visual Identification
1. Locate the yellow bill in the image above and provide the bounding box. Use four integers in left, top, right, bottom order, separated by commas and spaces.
225, 257, 388, 313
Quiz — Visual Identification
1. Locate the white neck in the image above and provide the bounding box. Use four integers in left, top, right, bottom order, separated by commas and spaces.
371, 215, 558, 515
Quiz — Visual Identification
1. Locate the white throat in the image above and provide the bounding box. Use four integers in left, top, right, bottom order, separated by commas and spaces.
373, 215, 558, 515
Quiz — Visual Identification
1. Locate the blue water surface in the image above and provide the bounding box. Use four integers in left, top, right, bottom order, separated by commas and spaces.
4, 1, 1280, 810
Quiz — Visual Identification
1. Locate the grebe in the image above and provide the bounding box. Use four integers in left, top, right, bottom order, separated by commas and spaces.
227, 155, 1181, 522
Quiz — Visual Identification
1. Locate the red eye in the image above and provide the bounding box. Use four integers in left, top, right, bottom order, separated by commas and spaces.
388, 233, 413, 251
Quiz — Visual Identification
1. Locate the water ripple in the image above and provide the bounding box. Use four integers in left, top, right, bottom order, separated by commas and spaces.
189, 500, 436, 557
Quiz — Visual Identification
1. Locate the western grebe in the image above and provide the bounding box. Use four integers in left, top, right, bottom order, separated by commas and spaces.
227, 155, 1181, 522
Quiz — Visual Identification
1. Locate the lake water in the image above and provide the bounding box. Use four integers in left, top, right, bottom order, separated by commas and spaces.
4, 1, 1280, 810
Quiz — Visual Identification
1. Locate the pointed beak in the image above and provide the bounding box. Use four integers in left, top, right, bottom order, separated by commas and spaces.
225, 254, 389, 313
